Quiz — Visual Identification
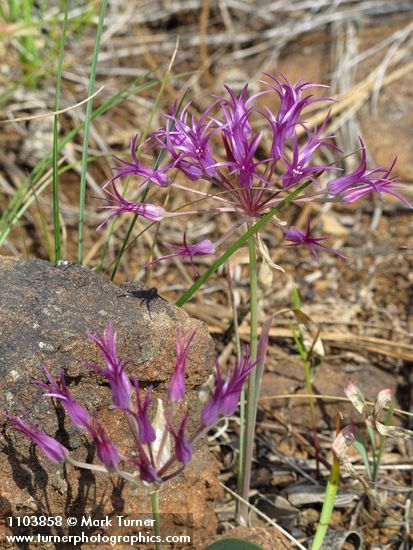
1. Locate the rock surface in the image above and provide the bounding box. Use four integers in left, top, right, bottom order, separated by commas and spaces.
0, 256, 221, 548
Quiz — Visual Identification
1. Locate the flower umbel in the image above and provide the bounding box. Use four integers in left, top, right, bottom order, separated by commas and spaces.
100, 72, 411, 268
3, 321, 254, 489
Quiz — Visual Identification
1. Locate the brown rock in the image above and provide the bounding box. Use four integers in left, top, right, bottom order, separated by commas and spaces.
0, 256, 221, 548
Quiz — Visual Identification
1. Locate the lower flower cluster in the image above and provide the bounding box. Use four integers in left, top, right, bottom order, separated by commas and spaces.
2, 321, 255, 487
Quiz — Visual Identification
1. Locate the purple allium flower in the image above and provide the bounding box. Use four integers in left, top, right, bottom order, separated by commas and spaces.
167, 414, 192, 464
34, 366, 91, 430
201, 352, 256, 427
88, 415, 119, 469
281, 123, 337, 189
133, 378, 156, 445
216, 84, 258, 141
147, 233, 215, 276
218, 129, 265, 191
328, 138, 411, 207
207, 84, 275, 210
106, 134, 169, 189
285, 216, 347, 263
98, 182, 165, 229
87, 321, 132, 409
2, 413, 68, 463
168, 328, 196, 402
261, 73, 330, 161
204, 78, 334, 217
132, 450, 161, 484
154, 101, 218, 181
210, 85, 267, 191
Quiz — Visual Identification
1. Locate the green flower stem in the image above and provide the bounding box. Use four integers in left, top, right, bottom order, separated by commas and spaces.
303, 358, 313, 410
238, 233, 258, 525
176, 181, 311, 308
150, 489, 161, 550
291, 291, 320, 472
311, 454, 340, 550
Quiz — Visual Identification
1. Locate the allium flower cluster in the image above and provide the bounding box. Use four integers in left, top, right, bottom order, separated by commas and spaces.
2, 322, 255, 486
99, 73, 410, 268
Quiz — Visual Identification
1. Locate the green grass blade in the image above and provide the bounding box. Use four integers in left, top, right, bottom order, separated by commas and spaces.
175, 181, 311, 307
77, 0, 107, 264
8, 1, 19, 20
110, 211, 139, 280
21, 0, 38, 67
52, 1, 69, 262
292, 287, 302, 309
1, 75, 148, 235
